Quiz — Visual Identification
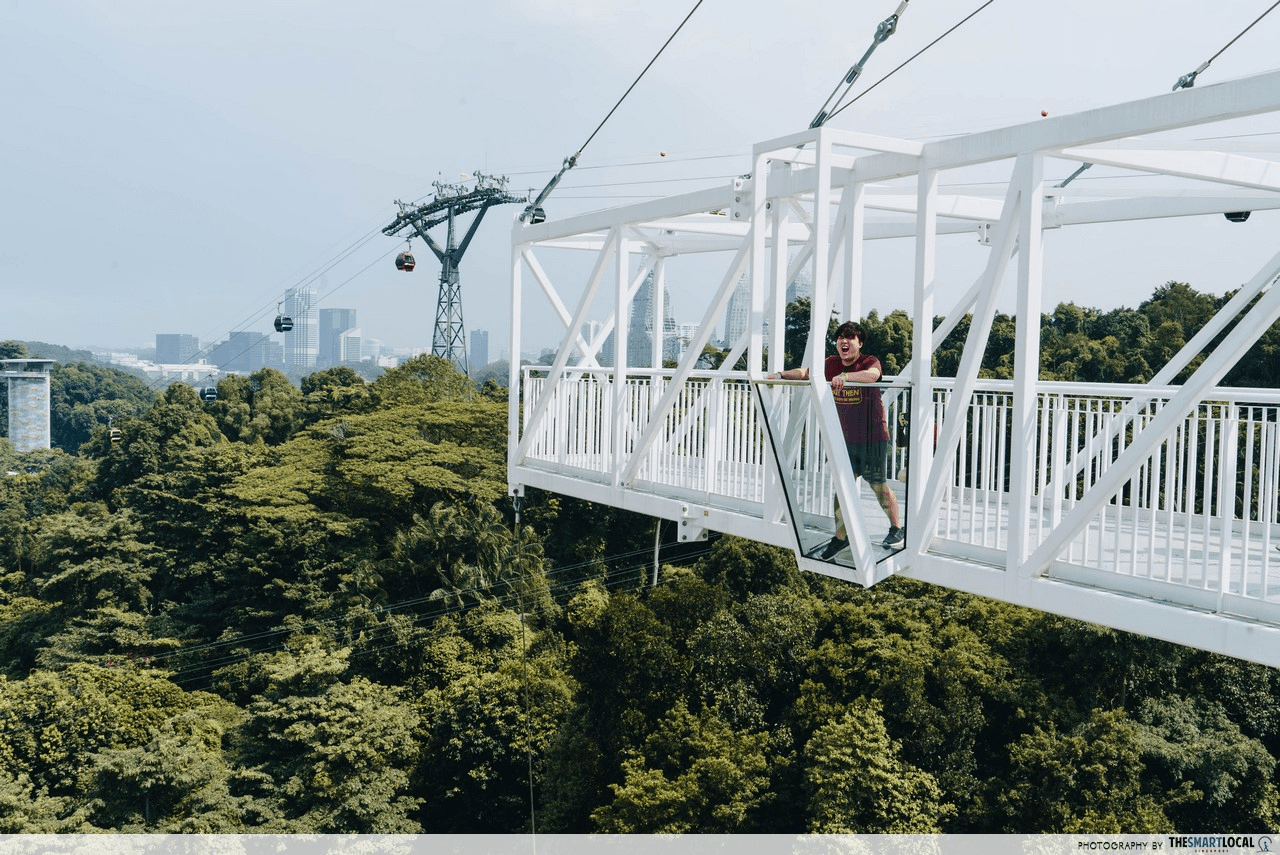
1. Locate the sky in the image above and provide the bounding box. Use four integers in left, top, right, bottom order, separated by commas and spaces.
3, 0, 1280, 358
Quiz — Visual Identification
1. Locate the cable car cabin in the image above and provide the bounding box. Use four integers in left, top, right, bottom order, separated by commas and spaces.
108, 428, 121, 443
274, 315, 294, 333
395, 252, 416, 272
199, 386, 218, 402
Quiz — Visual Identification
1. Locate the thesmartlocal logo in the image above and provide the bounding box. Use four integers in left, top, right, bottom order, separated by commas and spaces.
1074, 837, 1275, 854
1166, 837, 1273, 853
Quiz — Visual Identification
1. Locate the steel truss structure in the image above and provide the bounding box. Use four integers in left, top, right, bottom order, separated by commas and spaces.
509, 69, 1280, 666
384, 174, 525, 373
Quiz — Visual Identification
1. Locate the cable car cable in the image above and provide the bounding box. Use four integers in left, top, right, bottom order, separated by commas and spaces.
520, 0, 705, 221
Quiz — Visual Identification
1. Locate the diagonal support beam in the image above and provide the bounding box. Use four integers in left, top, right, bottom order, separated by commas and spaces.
1022, 277, 1280, 577
1058, 147, 1280, 192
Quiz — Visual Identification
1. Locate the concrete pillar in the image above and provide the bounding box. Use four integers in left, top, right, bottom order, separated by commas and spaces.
2, 359, 55, 452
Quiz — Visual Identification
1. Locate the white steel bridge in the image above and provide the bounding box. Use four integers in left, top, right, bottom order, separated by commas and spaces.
506, 70, 1280, 668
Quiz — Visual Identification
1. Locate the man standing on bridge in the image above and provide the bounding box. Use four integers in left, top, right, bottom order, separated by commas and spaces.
767, 320, 903, 559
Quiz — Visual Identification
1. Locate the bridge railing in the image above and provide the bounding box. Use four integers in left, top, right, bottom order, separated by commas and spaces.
518, 367, 1280, 607
933, 380, 1280, 610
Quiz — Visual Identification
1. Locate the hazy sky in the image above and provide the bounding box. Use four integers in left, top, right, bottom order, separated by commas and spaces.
4, 1, 1280, 356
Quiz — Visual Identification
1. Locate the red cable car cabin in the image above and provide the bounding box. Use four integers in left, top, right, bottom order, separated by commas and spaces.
396, 252, 416, 272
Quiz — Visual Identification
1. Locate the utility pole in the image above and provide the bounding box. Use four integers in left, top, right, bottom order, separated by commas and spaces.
383, 173, 525, 374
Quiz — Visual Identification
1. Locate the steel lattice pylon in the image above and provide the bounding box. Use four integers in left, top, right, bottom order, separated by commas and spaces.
383, 173, 525, 374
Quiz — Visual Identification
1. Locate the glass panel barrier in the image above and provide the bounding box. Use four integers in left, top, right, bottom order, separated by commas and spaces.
753, 379, 910, 574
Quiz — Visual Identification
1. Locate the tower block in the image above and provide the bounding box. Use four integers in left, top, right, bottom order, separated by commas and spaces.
2, 359, 54, 451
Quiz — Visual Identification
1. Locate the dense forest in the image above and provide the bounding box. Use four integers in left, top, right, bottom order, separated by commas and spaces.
0, 281, 1278, 833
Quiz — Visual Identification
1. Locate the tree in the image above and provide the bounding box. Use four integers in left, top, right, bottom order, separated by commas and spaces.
48, 361, 158, 453
85, 707, 250, 832
1133, 695, 1280, 830
92, 382, 226, 501
1140, 281, 1217, 334
999, 709, 1168, 832
695, 535, 802, 600
590, 700, 774, 833
29, 503, 162, 616
205, 369, 303, 445
411, 607, 574, 832
804, 699, 954, 833
0, 664, 229, 803
862, 309, 913, 375
231, 641, 422, 832
795, 581, 1012, 828
371, 354, 475, 407
300, 366, 372, 423
0, 767, 92, 833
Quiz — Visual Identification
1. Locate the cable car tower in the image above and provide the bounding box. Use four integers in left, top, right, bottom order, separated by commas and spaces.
383, 173, 525, 374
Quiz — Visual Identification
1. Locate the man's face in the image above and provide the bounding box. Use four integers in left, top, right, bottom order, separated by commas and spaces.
837, 334, 862, 361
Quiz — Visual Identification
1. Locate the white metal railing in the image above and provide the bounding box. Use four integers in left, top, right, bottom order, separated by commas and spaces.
931, 381, 1280, 603
518, 367, 1280, 604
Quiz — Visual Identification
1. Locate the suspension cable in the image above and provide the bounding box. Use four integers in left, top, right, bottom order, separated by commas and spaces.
521, 0, 704, 221
1064, 1, 1280, 189
825, 0, 995, 126
1172, 0, 1280, 90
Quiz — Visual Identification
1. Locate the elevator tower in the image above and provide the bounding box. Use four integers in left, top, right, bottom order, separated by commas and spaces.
2, 359, 54, 452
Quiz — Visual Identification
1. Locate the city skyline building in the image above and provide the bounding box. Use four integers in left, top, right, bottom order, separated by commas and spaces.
207, 331, 278, 374
283, 286, 317, 369
722, 274, 750, 351
155, 333, 199, 364
628, 271, 678, 368
470, 329, 489, 372
338, 327, 363, 364
318, 308, 357, 367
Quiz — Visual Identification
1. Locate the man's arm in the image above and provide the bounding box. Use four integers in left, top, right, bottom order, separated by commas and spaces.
843, 364, 880, 383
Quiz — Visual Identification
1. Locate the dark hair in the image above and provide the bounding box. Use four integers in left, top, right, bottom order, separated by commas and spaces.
834, 321, 865, 341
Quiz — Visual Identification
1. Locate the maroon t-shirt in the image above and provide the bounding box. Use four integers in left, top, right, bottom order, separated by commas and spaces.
824, 353, 889, 445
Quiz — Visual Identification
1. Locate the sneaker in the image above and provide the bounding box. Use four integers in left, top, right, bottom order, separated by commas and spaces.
818, 535, 849, 560
882, 526, 904, 548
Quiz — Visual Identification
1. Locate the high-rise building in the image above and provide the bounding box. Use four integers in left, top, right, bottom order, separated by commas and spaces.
787, 268, 812, 304
722, 262, 811, 350
338, 328, 363, 364
207, 331, 275, 374
579, 321, 604, 364
155, 334, 199, 364
722, 274, 750, 351
283, 286, 318, 369
318, 308, 357, 367
469, 329, 489, 372
627, 272, 678, 368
